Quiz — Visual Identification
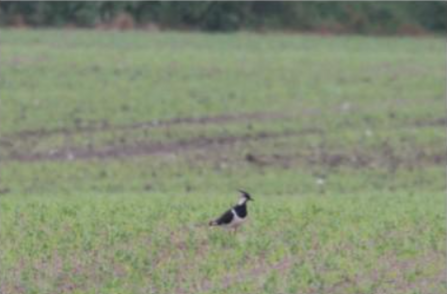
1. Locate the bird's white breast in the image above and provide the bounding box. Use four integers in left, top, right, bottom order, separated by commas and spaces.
227, 209, 246, 228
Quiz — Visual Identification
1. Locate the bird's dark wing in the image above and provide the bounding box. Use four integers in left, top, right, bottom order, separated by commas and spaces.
213, 209, 234, 225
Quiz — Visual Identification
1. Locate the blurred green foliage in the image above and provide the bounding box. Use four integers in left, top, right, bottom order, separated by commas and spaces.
0, 2, 445, 33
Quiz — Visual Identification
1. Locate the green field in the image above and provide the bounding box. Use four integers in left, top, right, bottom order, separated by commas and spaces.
0, 30, 446, 294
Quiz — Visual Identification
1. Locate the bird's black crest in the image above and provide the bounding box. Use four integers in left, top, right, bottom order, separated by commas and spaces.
238, 189, 253, 201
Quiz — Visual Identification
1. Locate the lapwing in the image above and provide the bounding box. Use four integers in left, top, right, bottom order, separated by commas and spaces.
209, 190, 253, 233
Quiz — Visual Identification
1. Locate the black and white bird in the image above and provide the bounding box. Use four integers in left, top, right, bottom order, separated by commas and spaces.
209, 190, 253, 233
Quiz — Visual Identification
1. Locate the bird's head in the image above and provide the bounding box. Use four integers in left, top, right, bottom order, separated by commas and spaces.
238, 190, 253, 202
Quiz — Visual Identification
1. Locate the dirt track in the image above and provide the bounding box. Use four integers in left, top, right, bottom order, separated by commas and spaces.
1, 112, 445, 170
1, 111, 290, 141
5, 130, 308, 162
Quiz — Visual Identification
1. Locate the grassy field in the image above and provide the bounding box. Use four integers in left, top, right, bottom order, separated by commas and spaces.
0, 30, 446, 294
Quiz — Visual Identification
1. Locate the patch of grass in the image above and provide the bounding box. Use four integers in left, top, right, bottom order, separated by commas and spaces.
0, 30, 445, 293
0, 191, 445, 293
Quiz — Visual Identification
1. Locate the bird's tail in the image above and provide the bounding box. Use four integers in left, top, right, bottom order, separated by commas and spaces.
209, 220, 217, 226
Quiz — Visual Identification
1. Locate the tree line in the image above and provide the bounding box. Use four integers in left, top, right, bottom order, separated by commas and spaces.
0, 2, 445, 34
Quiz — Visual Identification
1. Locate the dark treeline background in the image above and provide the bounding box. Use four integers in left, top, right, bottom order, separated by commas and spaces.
0, 1, 445, 34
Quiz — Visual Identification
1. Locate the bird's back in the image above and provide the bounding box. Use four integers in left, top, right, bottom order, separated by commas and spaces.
209, 208, 234, 226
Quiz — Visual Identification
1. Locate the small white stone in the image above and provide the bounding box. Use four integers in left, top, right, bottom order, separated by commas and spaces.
341, 102, 351, 112
67, 152, 75, 161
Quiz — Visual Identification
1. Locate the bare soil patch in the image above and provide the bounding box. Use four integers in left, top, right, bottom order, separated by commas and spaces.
5, 127, 445, 171
6, 130, 314, 162
2, 111, 290, 142
2, 111, 445, 169
414, 116, 447, 128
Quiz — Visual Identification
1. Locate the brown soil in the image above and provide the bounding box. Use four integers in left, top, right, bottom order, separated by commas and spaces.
2, 111, 290, 141
414, 117, 447, 128
2, 111, 445, 169
5, 129, 313, 162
